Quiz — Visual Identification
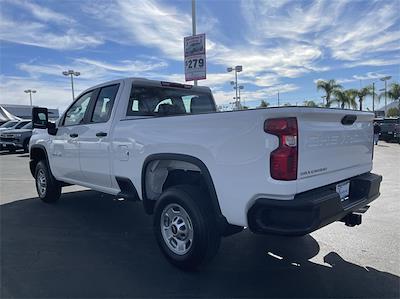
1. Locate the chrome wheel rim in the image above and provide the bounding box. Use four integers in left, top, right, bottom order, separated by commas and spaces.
36, 169, 47, 197
160, 203, 193, 255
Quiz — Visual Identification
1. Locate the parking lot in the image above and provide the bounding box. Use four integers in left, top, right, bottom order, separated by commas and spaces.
0, 143, 399, 298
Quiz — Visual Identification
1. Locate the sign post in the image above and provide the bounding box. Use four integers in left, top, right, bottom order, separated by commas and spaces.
184, 33, 206, 83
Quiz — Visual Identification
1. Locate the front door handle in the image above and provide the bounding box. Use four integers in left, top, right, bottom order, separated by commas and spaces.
70, 133, 78, 138
96, 132, 107, 137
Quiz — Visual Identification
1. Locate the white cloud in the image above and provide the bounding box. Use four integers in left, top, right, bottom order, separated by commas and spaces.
0, 75, 75, 112
0, 16, 102, 50
5, 0, 75, 24
82, 0, 325, 88
240, 0, 400, 68
82, 0, 192, 60
2, 57, 171, 111
18, 57, 169, 80
345, 57, 400, 68
322, 3, 400, 61
336, 72, 390, 84
0, 0, 102, 50
240, 0, 348, 42
75, 58, 168, 73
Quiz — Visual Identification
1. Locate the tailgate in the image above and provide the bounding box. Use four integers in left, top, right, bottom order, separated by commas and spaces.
297, 109, 374, 193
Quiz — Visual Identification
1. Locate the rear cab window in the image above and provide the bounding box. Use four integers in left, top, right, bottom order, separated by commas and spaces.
126, 84, 216, 117
91, 84, 119, 123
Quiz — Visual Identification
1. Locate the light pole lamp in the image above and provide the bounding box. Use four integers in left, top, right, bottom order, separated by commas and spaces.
380, 76, 392, 116
24, 89, 36, 106
63, 70, 80, 101
227, 65, 243, 110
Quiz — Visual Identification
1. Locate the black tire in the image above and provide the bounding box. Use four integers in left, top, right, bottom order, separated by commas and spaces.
153, 185, 221, 270
34, 160, 61, 203
23, 139, 29, 153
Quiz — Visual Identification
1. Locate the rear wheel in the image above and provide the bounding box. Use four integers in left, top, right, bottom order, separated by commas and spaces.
35, 161, 61, 203
153, 185, 221, 270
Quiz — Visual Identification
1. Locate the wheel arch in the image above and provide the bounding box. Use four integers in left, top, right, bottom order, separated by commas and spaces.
141, 153, 228, 232
29, 144, 50, 177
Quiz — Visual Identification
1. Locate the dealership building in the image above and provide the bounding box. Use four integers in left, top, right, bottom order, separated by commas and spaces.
0, 104, 59, 124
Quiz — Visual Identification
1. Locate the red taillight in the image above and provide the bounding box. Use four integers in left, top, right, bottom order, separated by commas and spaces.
264, 117, 298, 181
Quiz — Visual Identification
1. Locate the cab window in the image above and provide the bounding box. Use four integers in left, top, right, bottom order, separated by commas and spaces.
91, 84, 119, 123
63, 91, 93, 126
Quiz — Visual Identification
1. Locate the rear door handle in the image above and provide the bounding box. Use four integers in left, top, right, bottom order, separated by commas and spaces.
96, 132, 107, 137
70, 133, 78, 138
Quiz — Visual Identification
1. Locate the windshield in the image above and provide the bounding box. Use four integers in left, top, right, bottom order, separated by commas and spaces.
15, 121, 30, 129
126, 85, 216, 116
0, 121, 18, 128
382, 119, 400, 124
21, 121, 33, 129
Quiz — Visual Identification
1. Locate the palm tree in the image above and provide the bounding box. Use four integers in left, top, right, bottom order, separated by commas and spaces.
379, 82, 400, 111
333, 89, 358, 109
316, 79, 342, 107
387, 82, 400, 102
357, 85, 374, 111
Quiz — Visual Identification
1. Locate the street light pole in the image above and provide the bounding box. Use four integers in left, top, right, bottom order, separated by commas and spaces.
24, 89, 36, 106
192, 0, 197, 87
235, 70, 238, 107
227, 65, 243, 110
380, 76, 392, 116
277, 91, 280, 107
238, 85, 244, 106
372, 82, 375, 112
63, 70, 80, 101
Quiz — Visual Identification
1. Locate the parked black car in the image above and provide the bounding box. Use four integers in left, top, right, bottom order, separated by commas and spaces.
0, 121, 33, 152
376, 117, 400, 143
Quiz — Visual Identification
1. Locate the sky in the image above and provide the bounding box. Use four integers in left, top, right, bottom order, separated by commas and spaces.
0, 0, 399, 112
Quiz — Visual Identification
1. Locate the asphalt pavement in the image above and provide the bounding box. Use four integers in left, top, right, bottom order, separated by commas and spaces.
0, 143, 399, 298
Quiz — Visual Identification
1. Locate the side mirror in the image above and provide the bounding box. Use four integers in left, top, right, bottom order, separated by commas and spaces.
32, 107, 58, 135
32, 107, 48, 129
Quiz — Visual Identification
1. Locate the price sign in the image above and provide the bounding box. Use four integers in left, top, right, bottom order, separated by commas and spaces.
184, 33, 206, 81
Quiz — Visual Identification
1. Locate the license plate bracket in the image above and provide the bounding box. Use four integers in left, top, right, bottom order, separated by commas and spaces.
336, 181, 350, 202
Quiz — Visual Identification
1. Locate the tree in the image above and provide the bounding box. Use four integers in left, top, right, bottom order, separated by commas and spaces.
242, 105, 249, 110
316, 79, 342, 107
379, 82, 400, 112
387, 107, 399, 117
388, 82, 400, 102
333, 89, 358, 109
258, 100, 269, 108
356, 85, 374, 111
303, 100, 318, 107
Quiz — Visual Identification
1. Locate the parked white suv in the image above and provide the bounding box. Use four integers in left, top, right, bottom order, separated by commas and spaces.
29, 78, 382, 269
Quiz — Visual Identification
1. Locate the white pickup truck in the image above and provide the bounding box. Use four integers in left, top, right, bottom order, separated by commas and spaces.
30, 78, 382, 270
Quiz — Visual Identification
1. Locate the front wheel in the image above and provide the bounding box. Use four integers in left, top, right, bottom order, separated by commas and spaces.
35, 161, 61, 203
153, 185, 221, 270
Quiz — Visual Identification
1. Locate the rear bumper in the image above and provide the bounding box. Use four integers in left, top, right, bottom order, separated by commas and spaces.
247, 172, 382, 236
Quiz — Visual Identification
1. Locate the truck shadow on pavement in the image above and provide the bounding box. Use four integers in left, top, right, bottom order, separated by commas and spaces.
1, 190, 399, 298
